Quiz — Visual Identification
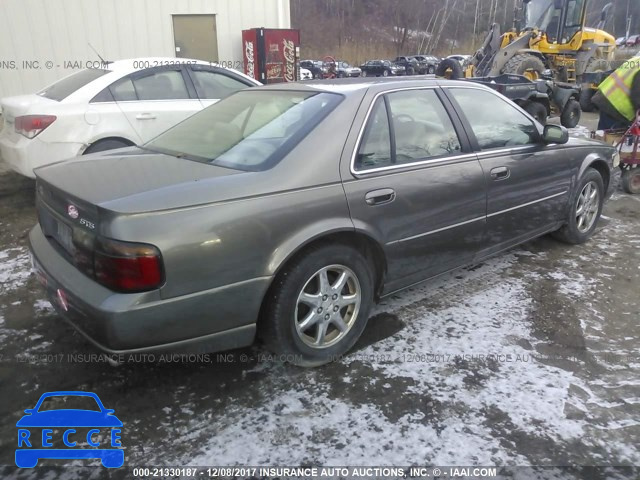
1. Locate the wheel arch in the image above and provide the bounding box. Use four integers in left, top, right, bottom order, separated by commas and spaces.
579, 155, 611, 193
263, 227, 388, 308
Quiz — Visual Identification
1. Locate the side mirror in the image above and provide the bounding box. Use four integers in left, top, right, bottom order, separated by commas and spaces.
543, 125, 569, 144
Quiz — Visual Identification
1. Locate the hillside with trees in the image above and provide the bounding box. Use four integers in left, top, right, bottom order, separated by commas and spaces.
291, 0, 640, 64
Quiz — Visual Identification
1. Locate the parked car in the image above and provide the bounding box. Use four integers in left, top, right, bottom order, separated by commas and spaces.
335, 61, 361, 78
0, 58, 259, 178
447, 54, 472, 65
360, 60, 404, 77
393, 56, 420, 75
409, 55, 440, 74
615, 36, 627, 47
29, 78, 619, 367
625, 35, 640, 47
300, 60, 327, 79
299, 67, 313, 81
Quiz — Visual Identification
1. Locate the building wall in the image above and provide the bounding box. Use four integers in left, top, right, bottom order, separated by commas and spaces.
0, 0, 290, 98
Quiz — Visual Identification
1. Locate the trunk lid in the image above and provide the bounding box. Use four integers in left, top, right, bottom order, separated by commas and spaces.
34, 147, 243, 212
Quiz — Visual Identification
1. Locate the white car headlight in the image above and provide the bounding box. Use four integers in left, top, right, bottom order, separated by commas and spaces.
612, 151, 620, 168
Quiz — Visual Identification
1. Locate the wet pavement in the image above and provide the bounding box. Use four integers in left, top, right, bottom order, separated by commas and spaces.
0, 116, 638, 479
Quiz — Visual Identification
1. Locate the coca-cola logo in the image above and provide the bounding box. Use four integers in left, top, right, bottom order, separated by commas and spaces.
283, 39, 295, 82
244, 40, 255, 79
267, 64, 283, 79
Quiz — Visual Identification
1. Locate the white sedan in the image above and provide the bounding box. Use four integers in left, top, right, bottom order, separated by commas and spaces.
0, 58, 260, 178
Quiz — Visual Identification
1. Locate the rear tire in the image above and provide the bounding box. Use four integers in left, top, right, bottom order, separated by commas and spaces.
260, 243, 374, 367
83, 138, 134, 155
621, 168, 640, 194
560, 99, 581, 128
524, 101, 548, 125
579, 87, 597, 112
552, 168, 604, 244
502, 53, 545, 80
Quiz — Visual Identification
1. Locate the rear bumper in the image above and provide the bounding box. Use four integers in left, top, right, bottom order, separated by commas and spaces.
29, 225, 269, 354
0, 135, 83, 178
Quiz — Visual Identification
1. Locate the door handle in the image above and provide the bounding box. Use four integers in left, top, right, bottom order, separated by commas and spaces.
365, 188, 396, 206
490, 166, 510, 181
136, 113, 157, 120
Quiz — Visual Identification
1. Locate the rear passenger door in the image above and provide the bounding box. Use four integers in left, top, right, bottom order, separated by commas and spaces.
112, 66, 202, 143
342, 87, 487, 294
444, 87, 571, 254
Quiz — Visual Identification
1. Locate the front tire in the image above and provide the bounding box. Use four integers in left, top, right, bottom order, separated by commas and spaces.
261, 243, 374, 367
502, 53, 545, 80
553, 168, 604, 244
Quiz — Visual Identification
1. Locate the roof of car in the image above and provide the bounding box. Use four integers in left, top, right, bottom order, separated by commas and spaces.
258, 77, 489, 94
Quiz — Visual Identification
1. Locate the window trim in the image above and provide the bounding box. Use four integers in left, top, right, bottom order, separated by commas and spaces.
185, 65, 254, 100
350, 86, 473, 176
90, 65, 197, 104
441, 85, 543, 153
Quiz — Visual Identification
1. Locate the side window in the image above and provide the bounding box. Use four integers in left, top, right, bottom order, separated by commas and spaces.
109, 78, 137, 101
449, 88, 539, 150
355, 99, 392, 171
132, 70, 189, 101
386, 89, 462, 162
191, 70, 249, 99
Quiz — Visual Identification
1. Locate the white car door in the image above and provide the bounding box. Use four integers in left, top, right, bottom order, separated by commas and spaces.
112, 66, 203, 143
186, 65, 257, 108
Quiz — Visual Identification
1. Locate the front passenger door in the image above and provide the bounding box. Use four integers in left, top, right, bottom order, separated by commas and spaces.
445, 87, 572, 253
343, 88, 487, 294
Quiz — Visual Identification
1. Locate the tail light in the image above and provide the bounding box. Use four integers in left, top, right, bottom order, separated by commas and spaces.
15, 115, 57, 139
94, 238, 163, 293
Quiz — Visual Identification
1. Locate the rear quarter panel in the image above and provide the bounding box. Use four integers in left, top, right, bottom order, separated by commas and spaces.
101, 89, 367, 299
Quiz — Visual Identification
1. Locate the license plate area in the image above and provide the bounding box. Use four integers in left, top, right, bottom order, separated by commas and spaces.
55, 220, 74, 255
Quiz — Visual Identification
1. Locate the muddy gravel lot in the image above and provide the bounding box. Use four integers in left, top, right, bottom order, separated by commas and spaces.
0, 127, 638, 479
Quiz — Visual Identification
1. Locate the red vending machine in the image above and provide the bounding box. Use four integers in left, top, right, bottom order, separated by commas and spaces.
242, 28, 301, 84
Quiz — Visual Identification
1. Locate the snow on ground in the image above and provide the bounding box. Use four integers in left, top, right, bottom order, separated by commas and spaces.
0, 247, 31, 292
173, 235, 639, 467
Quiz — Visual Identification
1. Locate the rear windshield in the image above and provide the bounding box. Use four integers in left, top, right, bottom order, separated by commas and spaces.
144, 90, 342, 171
38, 69, 110, 101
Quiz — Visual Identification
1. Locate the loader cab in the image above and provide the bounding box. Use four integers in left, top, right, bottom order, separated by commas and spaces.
523, 0, 587, 45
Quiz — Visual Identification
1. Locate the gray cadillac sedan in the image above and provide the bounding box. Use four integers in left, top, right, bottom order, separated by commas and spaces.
29, 78, 620, 366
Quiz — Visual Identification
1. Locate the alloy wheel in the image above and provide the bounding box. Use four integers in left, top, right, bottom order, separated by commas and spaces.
294, 265, 361, 349
576, 181, 600, 233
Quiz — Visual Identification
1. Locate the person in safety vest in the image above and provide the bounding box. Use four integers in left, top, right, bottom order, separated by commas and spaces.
593, 57, 640, 130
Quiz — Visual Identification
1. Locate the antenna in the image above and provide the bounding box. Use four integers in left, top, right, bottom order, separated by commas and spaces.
88, 43, 109, 65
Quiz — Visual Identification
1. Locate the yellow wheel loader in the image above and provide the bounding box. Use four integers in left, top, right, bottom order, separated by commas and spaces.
460, 0, 615, 110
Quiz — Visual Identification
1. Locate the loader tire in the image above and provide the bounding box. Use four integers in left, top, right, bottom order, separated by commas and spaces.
435, 58, 463, 80
502, 53, 545, 81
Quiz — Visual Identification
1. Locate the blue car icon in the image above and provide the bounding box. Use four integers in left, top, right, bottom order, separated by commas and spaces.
16, 391, 124, 468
